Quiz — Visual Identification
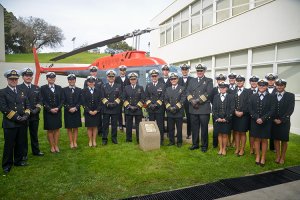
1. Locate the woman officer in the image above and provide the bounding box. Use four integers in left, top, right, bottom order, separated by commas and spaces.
272, 79, 295, 164
63, 74, 82, 148
249, 79, 275, 166
81, 76, 102, 147
41, 72, 64, 153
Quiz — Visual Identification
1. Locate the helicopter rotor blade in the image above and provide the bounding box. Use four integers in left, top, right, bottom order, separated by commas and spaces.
50, 28, 154, 62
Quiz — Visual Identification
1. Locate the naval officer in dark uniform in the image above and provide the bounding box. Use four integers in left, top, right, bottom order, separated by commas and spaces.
123, 72, 145, 143
41, 72, 64, 153
232, 75, 251, 156
272, 79, 295, 165
265, 73, 278, 151
164, 72, 186, 147
19, 68, 44, 158
178, 64, 193, 139
211, 73, 227, 148
101, 70, 122, 145
0, 69, 30, 173
63, 74, 82, 149
212, 81, 235, 156
84, 66, 103, 136
187, 64, 213, 152
248, 75, 259, 154
81, 76, 102, 147
249, 79, 275, 166
145, 69, 165, 145
115, 65, 130, 131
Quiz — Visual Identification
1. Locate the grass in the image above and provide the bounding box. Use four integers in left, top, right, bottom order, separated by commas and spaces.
5, 52, 109, 64
0, 112, 300, 200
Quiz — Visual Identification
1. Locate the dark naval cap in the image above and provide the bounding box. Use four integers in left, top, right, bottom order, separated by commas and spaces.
236, 75, 245, 82
67, 74, 76, 80
128, 72, 138, 80
21, 68, 34, 76
218, 81, 229, 88
275, 79, 287, 86
46, 72, 56, 78
216, 73, 227, 81
265, 73, 278, 80
180, 64, 190, 70
257, 79, 268, 86
89, 66, 98, 72
249, 75, 259, 82
4, 69, 20, 79
195, 63, 207, 71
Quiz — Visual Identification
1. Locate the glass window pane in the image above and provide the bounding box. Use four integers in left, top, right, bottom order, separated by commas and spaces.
255, 0, 270, 7
192, 15, 200, 33
190, 58, 201, 69
201, 56, 212, 70
192, 0, 201, 15
252, 65, 273, 78
202, 6, 213, 28
166, 19, 172, 44
233, 0, 249, 16
231, 67, 247, 77
278, 62, 300, 94
203, 0, 213, 9
252, 45, 275, 63
217, 0, 230, 23
231, 50, 248, 65
205, 70, 212, 79
181, 21, 189, 37
215, 53, 229, 68
160, 32, 165, 46
173, 24, 180, 41
277, 40, 300, 61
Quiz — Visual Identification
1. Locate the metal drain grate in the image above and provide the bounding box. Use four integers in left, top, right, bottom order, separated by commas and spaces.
125, 166, 300, 200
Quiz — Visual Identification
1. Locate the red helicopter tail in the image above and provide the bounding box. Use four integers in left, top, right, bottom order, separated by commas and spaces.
33, 48, 42, 85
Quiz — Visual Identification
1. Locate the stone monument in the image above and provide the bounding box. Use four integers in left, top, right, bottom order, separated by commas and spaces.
139, 121, 160, 151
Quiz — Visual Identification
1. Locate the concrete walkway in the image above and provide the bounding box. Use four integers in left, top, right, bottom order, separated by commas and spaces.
218, 180, 300, 200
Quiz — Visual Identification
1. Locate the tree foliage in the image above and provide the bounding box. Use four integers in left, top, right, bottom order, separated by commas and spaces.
4, 8, 65, 53
107, 35, 133, 51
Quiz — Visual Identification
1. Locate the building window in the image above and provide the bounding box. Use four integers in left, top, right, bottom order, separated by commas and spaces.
217, 0, 230, 23
252, 64, 273, 79
215, 53, 229, 68
181, 7, 189, 37
232, 0, 249, 16
166, 19, 172, 44
191, 0, 201, 33
202, 0, 213, 28
160, 25, 166, 46
278, 62, 300, 94
252, 45, 275, 64
173, 13, 181, 41
255, 0, 270, 7
231, 67, 247, 77
230, 50, 248, 66
201, 56, 212, 70
277, 40, 300, 61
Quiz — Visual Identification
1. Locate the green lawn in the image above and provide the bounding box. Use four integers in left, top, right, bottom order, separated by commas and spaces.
5, 52, 109, 64
0, 113, 300, 200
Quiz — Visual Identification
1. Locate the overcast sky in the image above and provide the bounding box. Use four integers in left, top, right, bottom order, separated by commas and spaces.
1, 0, 173, 53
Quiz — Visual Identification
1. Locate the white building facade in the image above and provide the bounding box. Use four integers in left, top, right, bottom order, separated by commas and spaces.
150, 0, 300, 134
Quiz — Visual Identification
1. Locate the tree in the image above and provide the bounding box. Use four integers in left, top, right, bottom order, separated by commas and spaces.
4, 8, 20, 54
10, 16, 65, 53
107, 35, 133, 51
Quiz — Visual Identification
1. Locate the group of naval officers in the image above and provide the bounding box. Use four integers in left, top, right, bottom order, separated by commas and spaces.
0, 63, 295, 174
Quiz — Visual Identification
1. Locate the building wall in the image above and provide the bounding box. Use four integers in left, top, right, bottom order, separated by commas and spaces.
150, 0, 300, 134
0, 4, 5, 62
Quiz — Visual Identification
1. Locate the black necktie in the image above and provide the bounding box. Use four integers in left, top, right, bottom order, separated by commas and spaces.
13, 88, 17, 94
28, 85, 31, 89
173, 86, 176, 90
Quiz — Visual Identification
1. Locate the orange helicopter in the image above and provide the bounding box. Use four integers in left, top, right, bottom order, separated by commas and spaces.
33, 28, 171, 87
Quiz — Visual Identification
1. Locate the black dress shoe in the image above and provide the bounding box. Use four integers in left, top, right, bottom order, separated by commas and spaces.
22, 156, 28, 161
14, 161, 28, 167
102, 141, 107, 145
201, 148, 207, 153
189, 145, 199, 150
3, 167, 11, 174
167, 143, 175, 146
33, 152, 44, 156
112, 141, 118, 144
255, 161, 260, 165
126, 139, 132, 142
119, 126, 124, 131
177, 143, 182, 147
